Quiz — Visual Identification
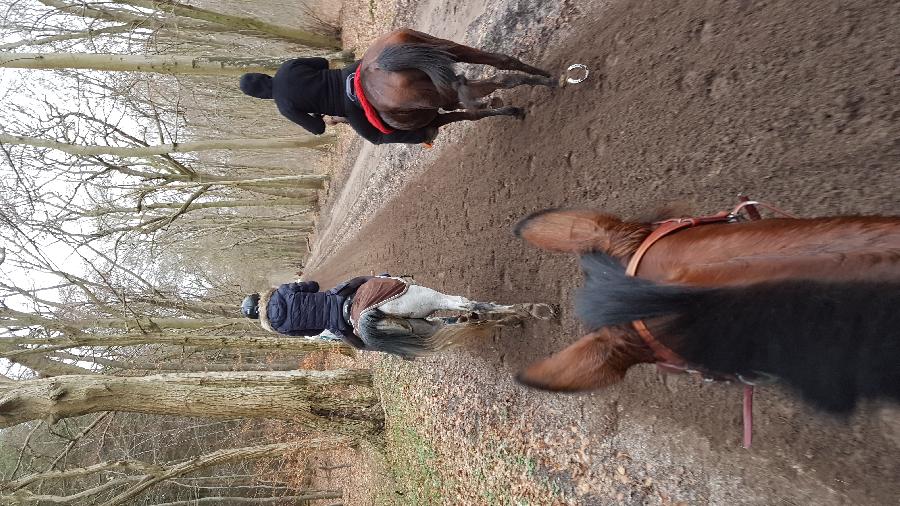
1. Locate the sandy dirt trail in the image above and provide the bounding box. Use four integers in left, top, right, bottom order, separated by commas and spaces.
308, 0, 900, 503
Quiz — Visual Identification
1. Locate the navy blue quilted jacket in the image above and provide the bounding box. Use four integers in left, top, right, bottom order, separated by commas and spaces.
258, 276, 373, 338
259, 281, 348, 337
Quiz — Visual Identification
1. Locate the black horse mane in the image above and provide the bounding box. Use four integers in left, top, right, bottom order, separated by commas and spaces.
376, 43, 458, 94
577, 252, 900, 413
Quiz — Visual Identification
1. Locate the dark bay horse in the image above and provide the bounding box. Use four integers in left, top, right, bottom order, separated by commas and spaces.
514, 205, 900, 414
355, 28, 557, 133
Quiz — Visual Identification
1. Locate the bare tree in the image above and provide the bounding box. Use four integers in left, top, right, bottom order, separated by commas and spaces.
2, 439, 349, 505
0, 132, 335, 156
0, 370, 379, 429
111, 0, 342, 48
0, 51, 353, 74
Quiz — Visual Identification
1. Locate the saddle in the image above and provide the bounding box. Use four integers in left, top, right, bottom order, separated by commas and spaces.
348, 277, 409, 328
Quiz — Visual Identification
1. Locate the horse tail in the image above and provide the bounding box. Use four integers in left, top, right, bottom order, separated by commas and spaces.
376, 43, 458, 95
356, 309, 498, 359
356, 309, 441, 358
577, 252, 900, 413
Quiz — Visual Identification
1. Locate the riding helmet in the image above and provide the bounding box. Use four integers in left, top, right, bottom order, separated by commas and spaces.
241, 293, 261, 319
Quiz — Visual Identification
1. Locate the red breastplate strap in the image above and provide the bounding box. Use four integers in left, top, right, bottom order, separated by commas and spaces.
354, 66, 395, 135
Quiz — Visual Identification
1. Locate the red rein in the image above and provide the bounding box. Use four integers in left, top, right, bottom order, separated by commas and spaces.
354, 67, 395, 135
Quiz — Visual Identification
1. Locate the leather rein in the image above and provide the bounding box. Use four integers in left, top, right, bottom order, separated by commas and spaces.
624, 197, 797, 447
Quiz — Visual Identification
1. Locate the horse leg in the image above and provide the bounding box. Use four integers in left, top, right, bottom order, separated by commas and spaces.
392, 28, 552, 77
441, 97, 503, 111
457, 74, 556, 109
377, 285, 482, 318
406, 317, 446, 336
431, 107, 527, 127
376, 284, 554, 320
409, 316, 519, 338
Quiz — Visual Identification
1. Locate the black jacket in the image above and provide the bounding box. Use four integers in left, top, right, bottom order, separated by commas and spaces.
272, 57, 344, 135
271, 58, 432, 145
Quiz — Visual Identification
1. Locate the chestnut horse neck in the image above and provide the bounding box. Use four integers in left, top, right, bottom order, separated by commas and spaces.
623, 198, 797, 450
625, 200, 796, 368
624, 200, 796, 278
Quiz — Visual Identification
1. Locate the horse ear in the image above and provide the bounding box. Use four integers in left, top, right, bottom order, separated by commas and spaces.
514, 208, 622, 253
516, 329, 634, 392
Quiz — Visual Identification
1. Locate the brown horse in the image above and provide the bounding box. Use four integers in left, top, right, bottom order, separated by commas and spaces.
514, 204, 900, 414
355, 28, 557, 133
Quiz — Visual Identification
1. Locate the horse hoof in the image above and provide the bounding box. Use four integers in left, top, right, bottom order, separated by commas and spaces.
527, 303, 556, 320
457, 312, 480, 324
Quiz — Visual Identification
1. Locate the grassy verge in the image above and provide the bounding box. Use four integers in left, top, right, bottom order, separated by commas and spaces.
371, 358, 571, 505
373, 359, 452, 505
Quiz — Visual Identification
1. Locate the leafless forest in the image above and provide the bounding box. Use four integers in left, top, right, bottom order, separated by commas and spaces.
0, 1, 363, 504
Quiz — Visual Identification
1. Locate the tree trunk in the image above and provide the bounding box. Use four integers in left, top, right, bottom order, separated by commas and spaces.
0, 133, 336, 157
82, 197, 316, 218
3, 459, 164, 492
0, 370, 378, 428
1, 307, 249, 330
48, 352, 304, 372
121, 296, 239, 317
36, 0, 213, 32
1, 477, 143, 504
35, 0, 351, 54
148, 493, 343, 505
0, 25, 136, 51
166, 173, 329, 189
183, 220, 314, 231
2, 332, 354, 359
0, 343, 94, 377
0, 51, 352, 75
113, 0, 342, 49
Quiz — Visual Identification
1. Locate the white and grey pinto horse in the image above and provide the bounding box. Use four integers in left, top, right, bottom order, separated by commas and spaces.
350, 277, 555, 358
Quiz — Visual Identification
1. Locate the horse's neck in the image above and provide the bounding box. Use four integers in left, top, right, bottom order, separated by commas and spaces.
635, 217, 900, 286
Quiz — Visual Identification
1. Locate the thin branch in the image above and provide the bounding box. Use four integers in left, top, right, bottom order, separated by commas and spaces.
4, 421, 44, 482
44, 412, 112, 473
6, 452, 157, 492
100, 439, 350, 506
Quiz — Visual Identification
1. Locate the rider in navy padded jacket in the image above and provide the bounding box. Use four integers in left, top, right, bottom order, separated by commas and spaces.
240, 275, 379, 350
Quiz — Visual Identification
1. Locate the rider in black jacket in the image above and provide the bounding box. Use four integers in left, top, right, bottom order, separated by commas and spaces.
239, 58, 434, 145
